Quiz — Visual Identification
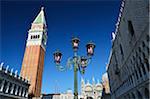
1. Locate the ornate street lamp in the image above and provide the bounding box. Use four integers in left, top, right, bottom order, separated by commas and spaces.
53, 37, 95, 99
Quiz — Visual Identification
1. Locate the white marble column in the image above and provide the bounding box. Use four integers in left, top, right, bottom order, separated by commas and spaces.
15, 86, 19, 95
0, 80, 5, 92
10, 84, 15, 94
5, 82, 10, 93
19, 87, 22, 96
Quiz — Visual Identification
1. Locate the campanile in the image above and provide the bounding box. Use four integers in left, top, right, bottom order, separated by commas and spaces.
21, 7, 47, 97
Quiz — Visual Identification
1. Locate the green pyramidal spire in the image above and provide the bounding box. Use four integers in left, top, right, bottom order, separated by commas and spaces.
33, 7, 46, 25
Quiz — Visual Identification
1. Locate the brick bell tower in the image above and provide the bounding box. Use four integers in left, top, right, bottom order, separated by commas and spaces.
21, 7, 47, 97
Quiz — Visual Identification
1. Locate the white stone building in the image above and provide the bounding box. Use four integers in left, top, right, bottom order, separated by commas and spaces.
0, 62, 30, 99
107, 0, 149, 99
80, 77, 103, 99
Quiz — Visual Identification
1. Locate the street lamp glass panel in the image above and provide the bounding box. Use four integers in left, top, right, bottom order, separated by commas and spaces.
86, 42, 95, 56
72, 37, 80, 50
53, 51, 62, 64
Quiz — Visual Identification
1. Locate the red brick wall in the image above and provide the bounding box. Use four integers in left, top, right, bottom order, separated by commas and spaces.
21, 45, 45, 97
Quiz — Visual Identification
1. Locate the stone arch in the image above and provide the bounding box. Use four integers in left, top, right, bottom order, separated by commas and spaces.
144, 87, 149, 99
123, 95, 126, 99
130, 92, 136, 99
137, 90, 143, 99
126, 93, 130, 99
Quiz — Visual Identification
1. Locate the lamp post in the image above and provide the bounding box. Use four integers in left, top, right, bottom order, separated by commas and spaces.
53, 37, 95, 99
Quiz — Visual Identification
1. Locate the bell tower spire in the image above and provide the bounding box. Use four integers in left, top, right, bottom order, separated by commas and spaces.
21, 7, 48, 97
33, 7, 46, 25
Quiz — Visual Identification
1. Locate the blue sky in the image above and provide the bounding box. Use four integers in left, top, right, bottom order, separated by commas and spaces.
1, 0, 121, 94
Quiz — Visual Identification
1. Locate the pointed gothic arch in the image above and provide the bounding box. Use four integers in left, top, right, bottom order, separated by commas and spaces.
137, 90, 143, 99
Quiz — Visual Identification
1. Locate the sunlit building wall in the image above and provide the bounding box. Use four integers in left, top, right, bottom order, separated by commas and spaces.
107, 0, 149, 99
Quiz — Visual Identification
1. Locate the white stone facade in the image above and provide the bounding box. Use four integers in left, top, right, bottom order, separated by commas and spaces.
107, 0, 149, 99
81, 78, 103, 99
60, 89, 74, 99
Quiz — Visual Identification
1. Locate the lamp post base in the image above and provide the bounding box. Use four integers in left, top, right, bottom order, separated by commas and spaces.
74, 92, 78, 99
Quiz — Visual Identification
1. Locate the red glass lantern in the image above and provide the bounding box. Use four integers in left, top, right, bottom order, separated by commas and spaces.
53, 50, 62, 64
71, 37, 80, 50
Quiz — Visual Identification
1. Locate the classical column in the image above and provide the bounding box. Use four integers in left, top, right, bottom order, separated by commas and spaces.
10, 84, 15, 94
5, 82, 10, 93
130, 66, 135, 87
136, 67, 141, 83
139, 67, 145, 80
15, 85, 19, 95
0, 80, 5, 92
143, 63, 149, 78
140, 88, 146, 99
19, 87, 22, 96
133, 91, 138, 99
22, 88, 25, 97
25, 90, 28, 98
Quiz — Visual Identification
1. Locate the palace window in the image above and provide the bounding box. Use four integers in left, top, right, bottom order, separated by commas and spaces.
138, 47, 141, 53
138, 67, 142, 77
128, 21, 134, 36
141, 63, 146, 74
146, 47, 149, 54
120, 44, 124, 58
142, 41, 145, 48
135, 70, 139, 80
146, 35, 149, 42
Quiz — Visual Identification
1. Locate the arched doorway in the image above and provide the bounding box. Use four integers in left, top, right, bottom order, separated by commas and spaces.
127, 94, 130, 99
87, 97, 93, 99
144, 88, 149, 98
131, 92, 136, 99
